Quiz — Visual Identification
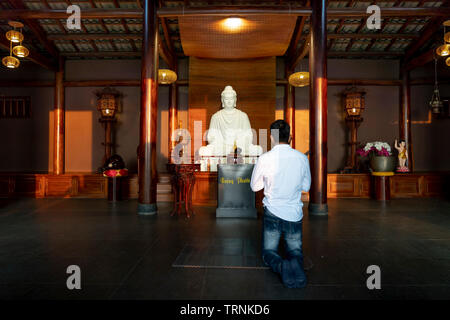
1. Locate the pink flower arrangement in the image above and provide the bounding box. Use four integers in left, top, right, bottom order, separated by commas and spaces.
357, 141, 392, 157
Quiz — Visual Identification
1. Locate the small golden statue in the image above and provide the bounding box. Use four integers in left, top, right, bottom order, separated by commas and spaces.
395, 139, 409, 172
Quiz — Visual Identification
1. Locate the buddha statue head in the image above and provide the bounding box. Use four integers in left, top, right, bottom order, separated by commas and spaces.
221, 85, 237, 110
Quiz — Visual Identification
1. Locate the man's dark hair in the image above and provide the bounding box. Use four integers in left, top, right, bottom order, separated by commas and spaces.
270, 119, 290, 144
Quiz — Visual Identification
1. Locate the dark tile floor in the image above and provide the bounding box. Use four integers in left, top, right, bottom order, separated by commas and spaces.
0, 197, 449, 300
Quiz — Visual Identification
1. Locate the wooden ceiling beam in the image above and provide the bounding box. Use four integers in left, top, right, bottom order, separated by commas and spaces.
60, 51, 142, 57
403, 16, 447, 62
2, 7, 450, 20
404, 47, 435, 71
161, 17, 174, 54
288, 33, 310, 71
345, 17, 367, 51
158, 6, 450, 18
328, 51, 404, 57
45, 32, 420, 42
328, 33, 419, 39
47, 34, 143, 40
287, 16, 307, 59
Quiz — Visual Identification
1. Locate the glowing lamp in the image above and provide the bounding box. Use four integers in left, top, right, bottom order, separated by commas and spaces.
288, 72, 310, 87
2, 56, 20, 69
158, 69, 177, 84
12, 45, 29, 58
436, 44, 450, 57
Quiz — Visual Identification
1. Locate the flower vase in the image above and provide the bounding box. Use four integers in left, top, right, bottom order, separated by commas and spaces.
369, 156, 396, 173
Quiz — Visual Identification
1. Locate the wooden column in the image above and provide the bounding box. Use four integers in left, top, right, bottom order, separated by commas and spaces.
308, 0, 328, 215
168, 66, 178, 162
138, 0, 159, 215
53, 57, 65, 175
400, 69, 413, 171
284, 64, 296, 148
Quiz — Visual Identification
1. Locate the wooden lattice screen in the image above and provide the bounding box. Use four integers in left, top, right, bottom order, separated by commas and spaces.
0, 96, 32, 119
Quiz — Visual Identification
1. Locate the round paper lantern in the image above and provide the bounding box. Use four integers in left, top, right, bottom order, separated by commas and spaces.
158, 69, 177, 84
288, 72, 310, 87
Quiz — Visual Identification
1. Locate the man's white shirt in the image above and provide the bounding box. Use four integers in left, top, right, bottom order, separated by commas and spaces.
250, 144, 311, 222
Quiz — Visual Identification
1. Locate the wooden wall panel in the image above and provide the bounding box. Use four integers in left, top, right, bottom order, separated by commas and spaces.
390, 175, 421, 198
423, 175, 445, 197
188, 57, 276, 157
14, 176, 42, 197
327, 174, 370, 198
0, 176, 11, 197
45, 176, 74, 197
0, 173, 447, 201
77, 175, 106, 198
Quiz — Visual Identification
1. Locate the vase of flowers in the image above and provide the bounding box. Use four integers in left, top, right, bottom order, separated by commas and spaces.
357, 141, 396, 172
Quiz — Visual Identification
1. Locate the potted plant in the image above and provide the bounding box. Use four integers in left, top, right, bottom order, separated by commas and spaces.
357, 141, 396, 173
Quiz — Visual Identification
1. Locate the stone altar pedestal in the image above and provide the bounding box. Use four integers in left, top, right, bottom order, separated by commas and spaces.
216, 164, 257, 218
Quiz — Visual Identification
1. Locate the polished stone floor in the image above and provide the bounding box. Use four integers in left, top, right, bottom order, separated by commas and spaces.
0, 197, 449, 300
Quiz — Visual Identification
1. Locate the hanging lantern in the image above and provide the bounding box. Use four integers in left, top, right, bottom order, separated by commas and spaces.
6, 21, 24, 43
430, 89, 443, 114
288, 72, 310, 87
158, 69, 177, 84
446, 57, 450, 67
429, 58, 443, 115
95, 87, 121, 119
2, 39, 20, 69
436, 44, 450, 57
12, 45, 29, 58
342, 87, 366, 118
444, 32, 450, 43
2, 56, 20, 69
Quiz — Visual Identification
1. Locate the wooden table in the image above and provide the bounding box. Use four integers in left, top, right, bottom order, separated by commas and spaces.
167, 163, 201, 218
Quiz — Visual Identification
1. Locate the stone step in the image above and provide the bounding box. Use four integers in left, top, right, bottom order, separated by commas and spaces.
158, 173, 171, 184
157, 193, 173, 202
157, 183, 172, 194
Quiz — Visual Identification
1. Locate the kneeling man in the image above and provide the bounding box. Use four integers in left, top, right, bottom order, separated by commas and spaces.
250, 120, 311, 288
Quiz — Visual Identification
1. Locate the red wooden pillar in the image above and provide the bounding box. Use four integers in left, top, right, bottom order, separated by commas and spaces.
308, 0, 328, 215
138, 0, 159, 215
168, 65, 178, 162
284, 64, 296, 149
53, 57, 65, 175
400, 70, 413, 171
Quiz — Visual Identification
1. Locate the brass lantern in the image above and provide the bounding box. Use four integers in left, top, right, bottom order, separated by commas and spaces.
12, 44, 29, 58
343, 88, 366, 118
2, 40, 20, 69
158, 69, 177, 84
2, 56, 20, 69
444, 32, 450, 43
436, 44, 450, 57
288, 72, 310, 87
6, 21, 24, 43
96, 87, 121, 119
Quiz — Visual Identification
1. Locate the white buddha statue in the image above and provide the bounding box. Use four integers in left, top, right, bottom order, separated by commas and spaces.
199, 86, 263, 157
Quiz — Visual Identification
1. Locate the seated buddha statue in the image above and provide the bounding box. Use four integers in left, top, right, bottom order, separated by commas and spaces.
199, 86, 263, 157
